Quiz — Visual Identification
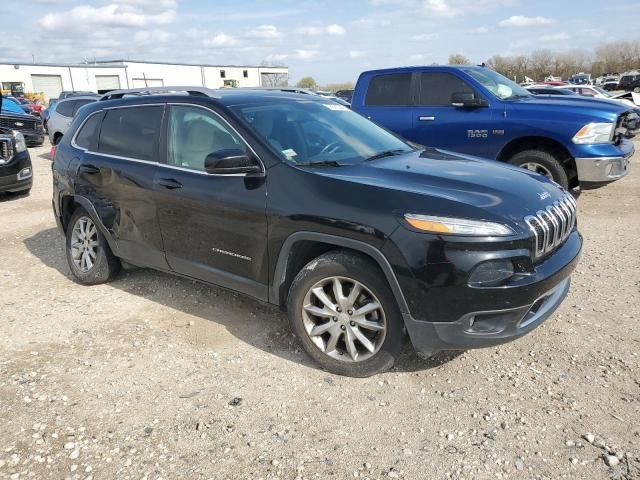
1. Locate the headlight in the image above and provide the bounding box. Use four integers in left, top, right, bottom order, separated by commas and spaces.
13, 131, 27, 153
404, 214, 514, 236
572, 122, 614, 144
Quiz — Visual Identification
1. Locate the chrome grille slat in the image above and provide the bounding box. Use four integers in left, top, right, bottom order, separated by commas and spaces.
525, 193, 577, 260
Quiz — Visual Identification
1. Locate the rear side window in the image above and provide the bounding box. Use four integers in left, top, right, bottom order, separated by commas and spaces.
365, 73, 412, 106
55, 100, 75, 117
72, 100, 95, 116
74, 113, 102, 150
98, 106, 163, 161
419, 73, 475, 106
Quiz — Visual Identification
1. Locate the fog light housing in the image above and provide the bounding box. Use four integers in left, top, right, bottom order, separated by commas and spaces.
17, 167, 32, 180
468, 259, 515, 287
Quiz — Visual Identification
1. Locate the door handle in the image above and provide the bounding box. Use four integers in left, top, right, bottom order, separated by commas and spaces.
78, 164, 100, 174
418, 116, 436, 121
156, 178, 183, 190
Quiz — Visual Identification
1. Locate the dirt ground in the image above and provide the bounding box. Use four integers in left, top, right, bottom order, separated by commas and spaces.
1, 141, 639, 480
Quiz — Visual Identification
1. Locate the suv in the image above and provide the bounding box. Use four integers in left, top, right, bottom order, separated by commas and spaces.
52, 87, 582, 377
0, 128, 33, 195
352, 66, 638, 189
618, 74, 640, 93
47, 96, 98, 145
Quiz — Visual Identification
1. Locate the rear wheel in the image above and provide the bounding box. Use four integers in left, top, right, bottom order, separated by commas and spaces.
287, 251, 404, 377
66, 208, 120, 285
507, 149, 569, 189
634, 87, 640, 93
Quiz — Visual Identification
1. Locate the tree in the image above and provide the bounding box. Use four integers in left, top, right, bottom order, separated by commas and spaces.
260, 72, 288, 87
296, 76, 317, 89
448, 53, 470, 65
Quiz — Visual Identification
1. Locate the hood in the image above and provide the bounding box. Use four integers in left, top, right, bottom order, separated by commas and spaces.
508, 94, 630, 121
316, 149, 569, 233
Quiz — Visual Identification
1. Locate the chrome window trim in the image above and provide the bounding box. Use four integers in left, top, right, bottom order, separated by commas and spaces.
71, 102, 265, 177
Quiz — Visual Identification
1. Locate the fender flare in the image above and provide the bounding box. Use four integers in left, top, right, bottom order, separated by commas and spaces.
62, 194, 119, 254
270, 231, 409, 314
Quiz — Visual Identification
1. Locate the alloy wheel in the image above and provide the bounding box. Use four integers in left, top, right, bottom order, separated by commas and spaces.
521, 161, 553, 179
70, 216, 99, 273
301, 276, 387, 362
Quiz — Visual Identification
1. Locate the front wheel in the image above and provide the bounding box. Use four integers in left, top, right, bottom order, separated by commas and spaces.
66, 208, 121, 285
507, 150, 569, 189
287, 251, 404, 377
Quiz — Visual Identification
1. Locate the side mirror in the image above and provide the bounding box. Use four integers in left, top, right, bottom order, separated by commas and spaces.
451, 92, 488, 108
204, 149, 262, 175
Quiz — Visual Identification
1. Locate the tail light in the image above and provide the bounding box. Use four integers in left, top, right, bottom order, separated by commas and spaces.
50, 145, 57, 161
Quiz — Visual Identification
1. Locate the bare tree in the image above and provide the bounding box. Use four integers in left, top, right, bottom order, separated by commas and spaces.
260, 72, 289, 87
448, 53, 471, 65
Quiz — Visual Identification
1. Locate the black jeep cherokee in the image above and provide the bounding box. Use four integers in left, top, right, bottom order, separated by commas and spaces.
52, 87, 582, 377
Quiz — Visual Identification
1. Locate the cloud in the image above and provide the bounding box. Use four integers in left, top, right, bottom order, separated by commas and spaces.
296, 24, 346, 36
204, 33, 238, 48
348, 50, 368, 59
540, 32, 571, 42
499, 15, 555, 27
473, 26, 489, 34
245, 25, 282, 39
293, 49, 319, 60
40, 3, 176, 30
410, 33, 439, 41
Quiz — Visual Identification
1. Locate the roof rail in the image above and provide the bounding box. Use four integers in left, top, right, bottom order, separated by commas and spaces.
99, 86, 217, 101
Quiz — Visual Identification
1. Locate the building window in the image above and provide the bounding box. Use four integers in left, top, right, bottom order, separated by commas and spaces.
243, 70, 248, 78
220, 70, 226, 78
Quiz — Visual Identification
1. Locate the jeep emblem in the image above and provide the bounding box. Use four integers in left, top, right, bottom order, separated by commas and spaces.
538, 192, 550, 200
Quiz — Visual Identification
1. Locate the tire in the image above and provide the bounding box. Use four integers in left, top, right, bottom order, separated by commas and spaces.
507, 149, 569, 189
633, 87, 640, 93
65, 207, 121, 285
287, 250, 404, 377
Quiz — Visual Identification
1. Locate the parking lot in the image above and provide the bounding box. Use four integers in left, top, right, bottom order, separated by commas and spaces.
0, 140, 639, 479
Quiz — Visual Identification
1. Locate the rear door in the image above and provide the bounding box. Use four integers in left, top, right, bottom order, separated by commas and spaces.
73, 104, 168, 269
356, 72, 415, 141
153, 103, 269, 299
412, 71, 494, 156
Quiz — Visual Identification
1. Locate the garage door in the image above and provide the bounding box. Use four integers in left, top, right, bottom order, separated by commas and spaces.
31, 75, 63, 101
132, 78, 164, 88
95, 75, 121, 93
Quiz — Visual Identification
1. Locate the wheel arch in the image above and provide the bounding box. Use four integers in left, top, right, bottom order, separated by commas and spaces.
497, 136, 577, 183
271, 232, 409, 314
59, 194, 118, 253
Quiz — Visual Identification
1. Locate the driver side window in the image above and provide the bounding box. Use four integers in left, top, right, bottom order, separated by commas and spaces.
167, 105, 245, 172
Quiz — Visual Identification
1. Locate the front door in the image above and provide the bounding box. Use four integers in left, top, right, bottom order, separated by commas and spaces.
154, 104, 269, 300
411, 71, 494, 157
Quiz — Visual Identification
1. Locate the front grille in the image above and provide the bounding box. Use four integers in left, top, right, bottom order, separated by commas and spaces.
0, 117, 38, 131
0, 138, 13, 162
525, 193, 577, 259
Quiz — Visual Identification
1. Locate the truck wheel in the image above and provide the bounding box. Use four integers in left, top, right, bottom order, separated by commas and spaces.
507, 150, 569, 189
66, 207, 121, 285
634, 87, 640, 93
287, 251, 404, 377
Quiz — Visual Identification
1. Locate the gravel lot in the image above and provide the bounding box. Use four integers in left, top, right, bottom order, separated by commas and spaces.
1, 141, 639, 480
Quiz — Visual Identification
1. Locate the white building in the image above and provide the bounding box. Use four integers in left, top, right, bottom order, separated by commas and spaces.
0, 60, 289, 101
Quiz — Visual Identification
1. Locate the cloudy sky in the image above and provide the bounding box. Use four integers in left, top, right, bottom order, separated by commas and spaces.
4, 0, 640, 84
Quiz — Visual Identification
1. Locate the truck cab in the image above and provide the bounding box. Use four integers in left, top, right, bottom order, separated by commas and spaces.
352, 65, 638, 189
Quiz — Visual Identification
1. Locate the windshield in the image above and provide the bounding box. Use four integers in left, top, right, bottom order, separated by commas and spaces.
1, 96, 26, 114
462, 67, 531, 100
592, 86, 610, 97
229, 100, 413, 166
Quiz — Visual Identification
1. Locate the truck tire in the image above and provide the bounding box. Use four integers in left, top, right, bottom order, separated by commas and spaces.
507, 150, 569, 189
287, 250, 404, 377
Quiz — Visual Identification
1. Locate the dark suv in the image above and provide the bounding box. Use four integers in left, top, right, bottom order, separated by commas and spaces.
52, 87, 582, 377
618, 74, 640, 92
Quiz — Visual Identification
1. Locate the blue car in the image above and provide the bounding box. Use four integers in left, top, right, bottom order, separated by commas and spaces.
352, 66, 638, 189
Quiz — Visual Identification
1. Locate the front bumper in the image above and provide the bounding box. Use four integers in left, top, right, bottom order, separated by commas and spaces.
22, 130, 45, 147
0, 150, 33, 193
573, 139, 634, 187
390, 229, 582, 356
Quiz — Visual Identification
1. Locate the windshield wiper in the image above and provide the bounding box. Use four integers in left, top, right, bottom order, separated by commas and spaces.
295, 160, 343, 168
365, 149, 407, 161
